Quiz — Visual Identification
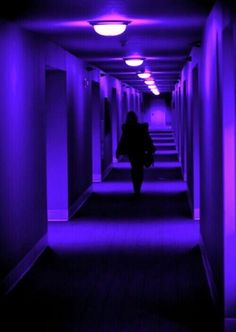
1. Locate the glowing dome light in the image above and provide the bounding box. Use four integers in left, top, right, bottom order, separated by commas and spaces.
148, 85, 156, 89
152, 89, 160, 95
90, 20, 130, 36
144, 79, 155, 85
151, 86, 160, 92
137, 71, 151, 79
124, 57, 145, 67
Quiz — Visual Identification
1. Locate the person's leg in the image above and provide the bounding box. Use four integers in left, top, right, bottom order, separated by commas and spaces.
130, 161, 144, 195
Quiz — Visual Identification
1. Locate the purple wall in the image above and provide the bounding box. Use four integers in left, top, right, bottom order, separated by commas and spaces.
173, 0, 225, 308
102, 96, 112, 174
0, 21, 142, 284
66, 58, 92, 208
97, 77, 140, 170
222, 22, 236, 319
91, 80, 102, 182
191, 65, 200, 221
111, 88, 119, 162
200, 4, 224, 303
142, 93, 172, 129
45, 41, 94, 214
173, 2, 236, 326
175, 47, 201, 219
46, 70, 68, 221
0, 24, 47, 278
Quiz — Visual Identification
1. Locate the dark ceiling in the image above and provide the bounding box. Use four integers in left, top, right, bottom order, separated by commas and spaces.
1, 0, 216, 93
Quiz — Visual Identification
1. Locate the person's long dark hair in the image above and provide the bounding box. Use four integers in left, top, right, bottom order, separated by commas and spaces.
126, 111, 138, 124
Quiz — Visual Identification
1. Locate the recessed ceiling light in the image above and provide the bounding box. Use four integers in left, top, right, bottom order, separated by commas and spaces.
89, 20, 131, 36
124, 57, 145, 67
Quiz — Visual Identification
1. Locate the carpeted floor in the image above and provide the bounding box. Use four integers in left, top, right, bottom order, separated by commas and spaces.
1, 130, 221, 332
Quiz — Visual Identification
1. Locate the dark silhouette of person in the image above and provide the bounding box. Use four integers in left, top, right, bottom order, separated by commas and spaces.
116, 111, 155, 195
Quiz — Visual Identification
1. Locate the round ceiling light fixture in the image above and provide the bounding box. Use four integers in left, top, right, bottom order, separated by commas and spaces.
124, 57, 145, 67
137, 71, 151, 79
89, 20, 131, 36
152, 89, 160, 95
144, 79, 155, 85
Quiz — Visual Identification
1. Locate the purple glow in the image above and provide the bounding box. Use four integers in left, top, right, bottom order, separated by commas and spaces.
225, 234, 236, 312
124, 58, 145, 67
2, 4, 232, 326
145, 80, 155, 85
92, 180, 187, 195
46, 71, 68, 222
20, 17, 207, 31
130, 17, 206, 27
48, 220, 199, 252
137, 72, 151, 79
90, 20, 130, 36
203, 18, 218, 102
113, 161, 181, 169
149, 86, 160, 93
152, 89, 160, 95
0, 25, 48, 278
224, 129, 235, 235
221, 18, 236, 316
143, 97, 169, 129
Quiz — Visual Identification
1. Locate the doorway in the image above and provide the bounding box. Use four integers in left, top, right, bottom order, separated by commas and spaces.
192, 65, 200, 219
122, 91, 128, 124
111, 88, 118, 162
182, 81, 187, 181
45, 69, 68, 221
91, 81, 102, 182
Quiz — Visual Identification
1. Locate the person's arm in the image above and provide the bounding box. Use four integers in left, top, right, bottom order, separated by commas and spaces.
144, 130, 156, 153
148, 134, 156, 153
116, 137, 123, 158
116, 125, 127, 158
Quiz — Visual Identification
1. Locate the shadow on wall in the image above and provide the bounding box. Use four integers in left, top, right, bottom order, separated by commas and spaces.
142, 93, 172, 130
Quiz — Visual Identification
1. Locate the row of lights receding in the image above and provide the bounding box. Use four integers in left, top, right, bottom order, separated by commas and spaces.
89, 20, 160, 95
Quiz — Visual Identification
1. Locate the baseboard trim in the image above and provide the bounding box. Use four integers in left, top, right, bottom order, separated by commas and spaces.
69, 185, 93, 219
225, 318, 236, 331
199, 236, 218, 306
103, 165, 112, 179
1, 234, 47, 295
194, 208, 200, 220
186, 184, 200, 221
70, 165, 112, 219
48, 209, 68, 221
93, 174, 102, 183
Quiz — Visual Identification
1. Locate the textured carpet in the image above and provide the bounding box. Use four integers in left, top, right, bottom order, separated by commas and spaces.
1, 131, 221, 332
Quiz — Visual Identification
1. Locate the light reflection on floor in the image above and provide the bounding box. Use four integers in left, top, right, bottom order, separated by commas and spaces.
49, 159, 199, 254
48, 219, 199, 253
93, 181, 188, 194
113, 161, 181, 169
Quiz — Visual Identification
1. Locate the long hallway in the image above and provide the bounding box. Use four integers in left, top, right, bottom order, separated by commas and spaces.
2, 131, 219, 332
1, 1, 236, 331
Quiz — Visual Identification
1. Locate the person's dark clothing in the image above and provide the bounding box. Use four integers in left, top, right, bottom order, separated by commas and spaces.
116, 122, 155, 195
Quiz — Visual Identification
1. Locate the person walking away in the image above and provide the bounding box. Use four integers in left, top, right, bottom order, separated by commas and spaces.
116, 111, 155, 196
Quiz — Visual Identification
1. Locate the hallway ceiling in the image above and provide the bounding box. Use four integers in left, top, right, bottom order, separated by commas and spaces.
1, 0, 215, 93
